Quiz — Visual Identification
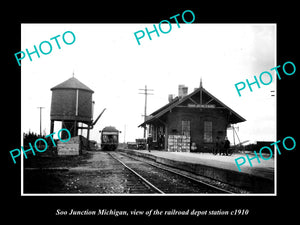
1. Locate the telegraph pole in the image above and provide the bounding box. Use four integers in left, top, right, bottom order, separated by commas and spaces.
139, 85, 154, 138
124, 124, 126, 144
37, 107, 45, 137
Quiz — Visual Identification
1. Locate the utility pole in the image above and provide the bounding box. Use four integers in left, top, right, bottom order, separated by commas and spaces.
139, 85, 154, 138
124, 124, 126, 144
37, 107, 45, 137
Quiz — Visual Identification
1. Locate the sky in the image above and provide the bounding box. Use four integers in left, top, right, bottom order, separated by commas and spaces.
21, 23, 276, 144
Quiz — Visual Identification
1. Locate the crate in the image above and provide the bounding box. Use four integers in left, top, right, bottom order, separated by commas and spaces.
168, 135, 190, 152
57, 143, 80, 155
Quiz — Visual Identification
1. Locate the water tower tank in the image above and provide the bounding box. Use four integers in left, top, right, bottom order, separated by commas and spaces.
50, 77, 94, 137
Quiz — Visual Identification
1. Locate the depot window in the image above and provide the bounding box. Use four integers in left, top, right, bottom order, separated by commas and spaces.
182, 120, 191, 136
204, 121, 213, 143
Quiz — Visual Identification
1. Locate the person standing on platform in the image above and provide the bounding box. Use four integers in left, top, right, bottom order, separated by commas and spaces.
147, 135, 152, 152
191, 142, 197, 152
224, 136, 230, 156
214, 136, 221, 155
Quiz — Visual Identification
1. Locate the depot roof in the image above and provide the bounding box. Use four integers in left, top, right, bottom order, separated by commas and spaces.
139, 85, 246, 127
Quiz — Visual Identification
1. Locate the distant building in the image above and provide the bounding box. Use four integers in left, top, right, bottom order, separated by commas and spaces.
139, 83, 246, 152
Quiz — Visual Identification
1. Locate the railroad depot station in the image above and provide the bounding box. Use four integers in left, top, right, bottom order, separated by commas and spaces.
139, 82, 246, 152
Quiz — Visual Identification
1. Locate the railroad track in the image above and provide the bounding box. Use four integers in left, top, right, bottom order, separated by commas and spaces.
108, 152, 164, 194
107, 151, 232, 194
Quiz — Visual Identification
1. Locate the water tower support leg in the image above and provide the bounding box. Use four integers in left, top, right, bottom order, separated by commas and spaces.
87, 126, 90, 141
74, 121, 77, 136
87, 126, 90, 151
50, 120, 54, 134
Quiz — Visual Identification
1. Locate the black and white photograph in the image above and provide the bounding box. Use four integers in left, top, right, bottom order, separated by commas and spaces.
20, 23, 276, 195
5, 5, 298, 224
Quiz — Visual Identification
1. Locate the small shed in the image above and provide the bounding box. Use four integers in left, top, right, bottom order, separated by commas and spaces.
139, 83, 246, 152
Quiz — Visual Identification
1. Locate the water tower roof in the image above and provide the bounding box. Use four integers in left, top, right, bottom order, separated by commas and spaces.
51, 77, 94, 93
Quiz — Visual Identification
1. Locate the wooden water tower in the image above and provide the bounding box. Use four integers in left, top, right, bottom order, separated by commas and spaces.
50, 76, 94, 140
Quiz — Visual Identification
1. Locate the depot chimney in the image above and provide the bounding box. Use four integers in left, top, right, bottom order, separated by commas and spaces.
178, 85, 188, 98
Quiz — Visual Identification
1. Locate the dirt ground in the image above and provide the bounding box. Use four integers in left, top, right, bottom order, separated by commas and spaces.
23, 151, 141, 194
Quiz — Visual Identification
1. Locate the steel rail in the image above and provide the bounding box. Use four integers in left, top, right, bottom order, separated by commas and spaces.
107, 152, 165, 194
118, 152, 234, 194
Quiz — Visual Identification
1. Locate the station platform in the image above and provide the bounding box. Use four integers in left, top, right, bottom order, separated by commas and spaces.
118, 149, 275, 193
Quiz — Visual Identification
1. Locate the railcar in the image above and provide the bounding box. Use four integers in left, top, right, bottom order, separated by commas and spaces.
100, 126, 119, 151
